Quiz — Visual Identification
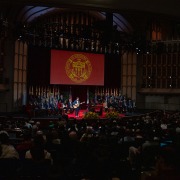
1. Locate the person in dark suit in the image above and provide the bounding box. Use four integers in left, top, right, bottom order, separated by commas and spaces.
67, 97, 74, 113
73, 97, 80, 117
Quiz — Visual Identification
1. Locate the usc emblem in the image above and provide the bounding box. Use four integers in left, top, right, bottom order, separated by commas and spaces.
65, 54, 92, 83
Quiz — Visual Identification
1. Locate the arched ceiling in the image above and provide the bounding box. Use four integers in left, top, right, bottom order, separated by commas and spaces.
15, 6, 133, 33
1, 0, 180, 33
0, 0, 180, 17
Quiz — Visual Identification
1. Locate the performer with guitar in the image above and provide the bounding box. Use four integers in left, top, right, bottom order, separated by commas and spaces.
73, 97, 84, 117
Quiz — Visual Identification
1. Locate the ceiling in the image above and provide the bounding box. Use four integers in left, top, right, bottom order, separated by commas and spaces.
0, 0, 180, 32
15, 6, 133, 33
1, 0, 180, 41
0, 0, 180, 18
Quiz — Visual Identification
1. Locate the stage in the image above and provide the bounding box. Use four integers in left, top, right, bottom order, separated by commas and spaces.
67, 109, 126, 120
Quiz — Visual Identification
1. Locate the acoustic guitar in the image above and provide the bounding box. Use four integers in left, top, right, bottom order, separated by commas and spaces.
73, 101, 85, 109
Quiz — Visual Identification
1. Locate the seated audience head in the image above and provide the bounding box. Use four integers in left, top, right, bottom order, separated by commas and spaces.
30, 134, 46, 161
69, 131, 78, 140
0, 131, 9, 144
156, 146, 180, 172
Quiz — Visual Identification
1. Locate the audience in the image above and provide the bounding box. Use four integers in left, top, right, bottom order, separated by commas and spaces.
0, 109, 179, 180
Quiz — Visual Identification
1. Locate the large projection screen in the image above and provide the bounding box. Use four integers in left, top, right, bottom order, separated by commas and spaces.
50, 50, 104, 85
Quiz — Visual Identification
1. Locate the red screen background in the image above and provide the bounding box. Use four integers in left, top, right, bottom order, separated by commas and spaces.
50, 50, 104, 85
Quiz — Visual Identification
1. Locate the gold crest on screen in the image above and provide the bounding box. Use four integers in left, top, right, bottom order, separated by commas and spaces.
65, 54, 92, 83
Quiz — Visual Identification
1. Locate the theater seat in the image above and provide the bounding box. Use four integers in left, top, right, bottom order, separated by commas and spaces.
0, 158, 21, 179
20, 159, 52, 179
141, 144, 160, 170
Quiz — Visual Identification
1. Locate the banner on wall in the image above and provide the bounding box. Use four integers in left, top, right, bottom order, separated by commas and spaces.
50, 50, 104, 85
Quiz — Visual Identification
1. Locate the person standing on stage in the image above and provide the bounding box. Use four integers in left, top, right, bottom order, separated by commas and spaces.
57, 99, 63, 114
73, 97, 80, 117
67, 97, 74, 113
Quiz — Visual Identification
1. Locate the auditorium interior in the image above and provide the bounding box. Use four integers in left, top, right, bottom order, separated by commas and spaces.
0, 0, 180, 180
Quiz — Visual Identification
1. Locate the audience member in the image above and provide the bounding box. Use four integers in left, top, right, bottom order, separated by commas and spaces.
25, 134, 53, 164
142, 146, 180, 180
0, 130, 19, 159
24, 120, 33, 129
16, 130, 32, 159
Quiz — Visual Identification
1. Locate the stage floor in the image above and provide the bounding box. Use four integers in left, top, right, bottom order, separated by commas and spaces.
67, 109, 125, 120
